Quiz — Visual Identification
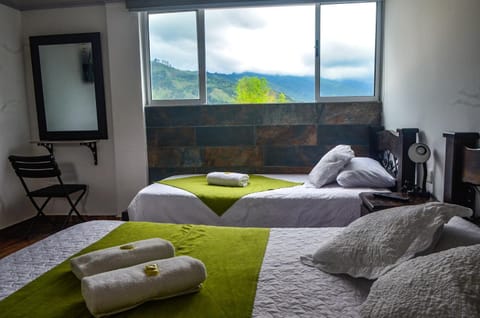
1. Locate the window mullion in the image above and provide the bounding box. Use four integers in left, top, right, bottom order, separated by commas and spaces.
315, 4, 320, 102
374, 1, 383, 101
197, 10, 207, 104
140, 12, 153, 105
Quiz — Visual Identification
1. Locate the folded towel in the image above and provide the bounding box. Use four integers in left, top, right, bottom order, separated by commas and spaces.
70, 238, 175, 279
82, 255, 207, 317
206, 172, 249, 187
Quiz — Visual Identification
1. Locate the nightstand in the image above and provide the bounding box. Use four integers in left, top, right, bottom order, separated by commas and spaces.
359, 192, 435, 216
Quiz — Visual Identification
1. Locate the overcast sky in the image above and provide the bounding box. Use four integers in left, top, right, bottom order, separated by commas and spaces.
148, 3, 376, 80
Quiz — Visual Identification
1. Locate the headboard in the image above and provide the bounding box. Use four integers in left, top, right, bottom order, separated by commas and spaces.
443, 131, 480, 211
371, 128, 418, 192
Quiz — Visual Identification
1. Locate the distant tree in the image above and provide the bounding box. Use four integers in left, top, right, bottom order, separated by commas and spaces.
278, 93, 287, 103
235, 77, 277, 104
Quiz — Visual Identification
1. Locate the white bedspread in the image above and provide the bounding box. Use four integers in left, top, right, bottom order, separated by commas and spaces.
1, 218, 479, 317
0, 221, 369, 317
128, 174, 385, 227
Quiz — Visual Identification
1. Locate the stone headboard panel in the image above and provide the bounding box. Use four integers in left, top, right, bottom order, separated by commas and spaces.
146, 102, 382, 182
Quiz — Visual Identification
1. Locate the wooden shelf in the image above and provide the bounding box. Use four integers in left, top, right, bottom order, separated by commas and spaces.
31, 140, 98, 165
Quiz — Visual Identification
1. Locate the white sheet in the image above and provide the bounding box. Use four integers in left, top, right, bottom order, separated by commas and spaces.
128, 174, 387, 227
1, 217, 479, 317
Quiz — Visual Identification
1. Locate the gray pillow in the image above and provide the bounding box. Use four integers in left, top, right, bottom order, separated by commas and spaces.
360, 244, 480, 318
300, 202, 472, 279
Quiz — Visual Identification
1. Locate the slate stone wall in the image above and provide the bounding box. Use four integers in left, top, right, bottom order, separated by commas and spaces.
146, 102, 382, 182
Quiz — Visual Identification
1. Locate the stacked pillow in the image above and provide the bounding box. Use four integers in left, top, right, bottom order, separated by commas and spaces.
307, 145, 396, 188
308, 145, 354, 188
336, 157, 396, 188
360, 244, 480, 318
300, 202, 480, 317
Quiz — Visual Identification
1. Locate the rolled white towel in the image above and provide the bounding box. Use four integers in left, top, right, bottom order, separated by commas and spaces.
82, 255, 207, 317
70, 238, 175, 279
206, 171, 249, 187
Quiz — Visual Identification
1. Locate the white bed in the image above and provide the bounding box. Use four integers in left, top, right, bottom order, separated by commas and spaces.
1, 215, 479, 317
127, 174, 388, 227
128, 129, 420, 227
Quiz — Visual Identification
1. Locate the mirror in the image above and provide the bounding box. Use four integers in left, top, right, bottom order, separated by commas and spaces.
30, 33, 108, 141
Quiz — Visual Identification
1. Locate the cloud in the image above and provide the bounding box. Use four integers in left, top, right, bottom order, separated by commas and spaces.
148, 2, 376, 79
206, 9, 267, 30
320, 40, 375, 79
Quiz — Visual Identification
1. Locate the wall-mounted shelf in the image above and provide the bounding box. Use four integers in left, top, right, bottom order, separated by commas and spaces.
31, 140, 99, 165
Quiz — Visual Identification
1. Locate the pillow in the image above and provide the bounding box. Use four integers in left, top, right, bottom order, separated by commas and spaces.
300, 202, 472, 279
433, 216, 480, 252
336, 157, 396, 188
308, 145, 354, 188
360, 244, 480, 318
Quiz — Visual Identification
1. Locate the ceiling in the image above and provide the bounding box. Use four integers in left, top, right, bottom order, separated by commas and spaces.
0, 0, 122, 11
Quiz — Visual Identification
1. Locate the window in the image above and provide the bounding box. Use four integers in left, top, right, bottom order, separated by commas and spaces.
319, 3, 377, 98
142, 1, 381, 105
147, 11, 200, 101
205, 6, 315, 104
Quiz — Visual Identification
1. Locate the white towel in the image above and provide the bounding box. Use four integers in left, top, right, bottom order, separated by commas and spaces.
82, 255, 207, 317
70, 238, 175, 279
206, 172, 249, 187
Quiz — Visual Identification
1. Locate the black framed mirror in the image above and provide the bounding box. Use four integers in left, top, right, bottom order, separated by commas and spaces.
30, 32, 108, 141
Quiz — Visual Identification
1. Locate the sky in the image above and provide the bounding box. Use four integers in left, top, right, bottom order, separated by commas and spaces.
148, 3, 376, 80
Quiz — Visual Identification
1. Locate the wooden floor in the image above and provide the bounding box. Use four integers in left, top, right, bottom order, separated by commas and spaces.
0, 215, 119, 259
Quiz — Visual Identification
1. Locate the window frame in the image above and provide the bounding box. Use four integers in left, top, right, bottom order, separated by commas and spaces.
141, 1, 383, 106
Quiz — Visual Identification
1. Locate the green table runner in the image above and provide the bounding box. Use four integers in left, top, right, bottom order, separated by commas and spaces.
159, 175, 302, 216
0, 222, 270, 318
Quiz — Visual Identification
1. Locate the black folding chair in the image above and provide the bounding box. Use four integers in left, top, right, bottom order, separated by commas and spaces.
8, 154, 87, 233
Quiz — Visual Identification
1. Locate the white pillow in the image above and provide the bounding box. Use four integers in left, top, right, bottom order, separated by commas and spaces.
336, 157, 396, 188
360, 244, 480, 318
308, 145, 354, 188
300, 202, 472, 279
433, 216, 480, 252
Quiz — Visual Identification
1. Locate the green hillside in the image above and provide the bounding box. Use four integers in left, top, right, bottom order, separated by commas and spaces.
150, 60, 373, 103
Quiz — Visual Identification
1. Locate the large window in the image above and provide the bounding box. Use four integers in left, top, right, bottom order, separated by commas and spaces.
320, 3, 377, 98
148, 11, 199, 100
142, 1, 381, 105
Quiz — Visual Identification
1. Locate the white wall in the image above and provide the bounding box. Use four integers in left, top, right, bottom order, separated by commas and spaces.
105, 3, 148, 212
383, 0, 480, 200
21, 5, 118, 220
0, 3, 147, 228
0, 4, 35, 228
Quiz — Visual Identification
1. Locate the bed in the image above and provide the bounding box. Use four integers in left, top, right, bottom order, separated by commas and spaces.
128, 128, 418, 227
443, 131, 480, 218
1, 212, 479, 317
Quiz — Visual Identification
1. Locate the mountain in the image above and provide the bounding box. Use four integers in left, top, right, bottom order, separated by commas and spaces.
151, 60, 373, 103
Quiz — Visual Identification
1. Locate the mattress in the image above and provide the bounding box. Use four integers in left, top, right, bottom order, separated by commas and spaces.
0, 221, 370, 317
128, 174, 387, 227
1, 217, 479, 317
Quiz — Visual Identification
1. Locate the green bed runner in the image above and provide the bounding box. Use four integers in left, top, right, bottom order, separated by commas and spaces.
0, 222, 270, 318
159, 175, 302, 216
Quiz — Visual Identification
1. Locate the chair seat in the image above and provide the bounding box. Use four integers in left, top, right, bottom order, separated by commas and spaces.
29, 184, 87, 197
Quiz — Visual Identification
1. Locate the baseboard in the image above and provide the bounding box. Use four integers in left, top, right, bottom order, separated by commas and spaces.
0, 214, 120, 234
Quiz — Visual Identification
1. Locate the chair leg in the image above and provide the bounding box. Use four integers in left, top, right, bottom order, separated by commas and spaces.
25, 197, 55, 238
31, 197, 55, 224
62, 189, 87, 228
